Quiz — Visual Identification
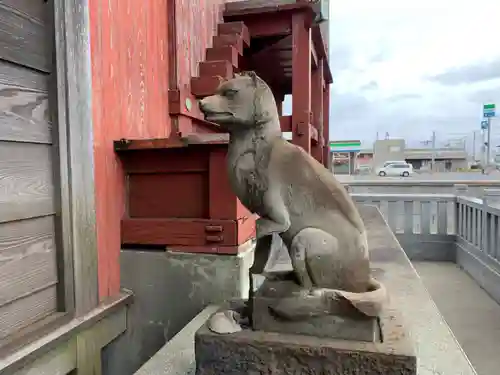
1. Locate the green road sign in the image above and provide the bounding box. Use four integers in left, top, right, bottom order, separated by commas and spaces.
484, 104, 495, 109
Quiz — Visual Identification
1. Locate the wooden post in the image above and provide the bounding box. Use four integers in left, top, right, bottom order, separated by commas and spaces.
323, 84, 331, 169
291, 13, 311, 153
275, 95, 284, 116
311, 62, 324, 163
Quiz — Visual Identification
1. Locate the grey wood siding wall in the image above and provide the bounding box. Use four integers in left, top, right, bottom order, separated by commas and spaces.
0, 1, 60, 341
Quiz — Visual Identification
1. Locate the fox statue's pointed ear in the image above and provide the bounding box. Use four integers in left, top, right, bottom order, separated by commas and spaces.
245, 71, 259, 86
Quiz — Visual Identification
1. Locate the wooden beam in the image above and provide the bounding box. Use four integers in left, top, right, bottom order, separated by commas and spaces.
311, 62, 324, 163
218, 21, 250, 46
280, 116, 292, 132
224, 2, 312, 18
291, 12, 312, 154
310, 40, 318, 69
323, 84, 331, 169
168, 89, 224, 134
121, 218, 255, 247
312, 25, 333, 84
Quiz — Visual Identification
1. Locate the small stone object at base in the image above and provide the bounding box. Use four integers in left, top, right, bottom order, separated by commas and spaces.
252, 278, 379, 341
195, 306, 416, 375
207, 310, 242, 334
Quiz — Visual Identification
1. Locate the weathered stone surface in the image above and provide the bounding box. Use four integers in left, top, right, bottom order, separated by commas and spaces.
252, 277, 379, 341
195, 307, 416, 375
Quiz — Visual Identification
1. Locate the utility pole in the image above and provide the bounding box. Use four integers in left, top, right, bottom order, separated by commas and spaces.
431, 131, 436, 172
481, 129, 486, 167
482, 103, 496, 168
472, 131, 476, 161
487, 117, 492, 166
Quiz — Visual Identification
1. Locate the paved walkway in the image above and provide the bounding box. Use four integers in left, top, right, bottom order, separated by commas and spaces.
413, 261, 500, 375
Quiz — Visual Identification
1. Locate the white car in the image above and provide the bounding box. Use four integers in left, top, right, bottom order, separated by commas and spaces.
376, 163, 413, 177
382, 161, 408, 168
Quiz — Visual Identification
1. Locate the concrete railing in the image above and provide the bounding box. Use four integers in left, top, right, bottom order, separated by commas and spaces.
343, 179, 500, 195
351, 188, 500, 264
351, 193, 456, 235
352, 187, 500, 306
456, 189, 500, 267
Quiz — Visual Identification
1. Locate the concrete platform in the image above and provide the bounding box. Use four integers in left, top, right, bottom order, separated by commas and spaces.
195, 305, 415, 375
414, 261, 500, 375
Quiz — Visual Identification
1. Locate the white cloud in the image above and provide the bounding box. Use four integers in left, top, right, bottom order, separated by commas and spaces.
327, 0, 500, 148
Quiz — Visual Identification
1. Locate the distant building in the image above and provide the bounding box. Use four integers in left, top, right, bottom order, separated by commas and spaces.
373, 139, 406, 169
354, 147, 468, 172
329, 140, 361, 174
405, 149, 468, 172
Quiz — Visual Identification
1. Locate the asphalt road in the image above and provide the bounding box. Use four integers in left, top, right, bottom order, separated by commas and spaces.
336, 171, 500, 182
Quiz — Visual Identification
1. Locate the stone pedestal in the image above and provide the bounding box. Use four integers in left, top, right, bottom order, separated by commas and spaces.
195, 305, 416, 375
252, 278, 379, 341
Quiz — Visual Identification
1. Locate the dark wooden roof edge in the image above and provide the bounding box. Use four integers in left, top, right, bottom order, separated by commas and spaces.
223, 1, 311, 18
113, 133, 230, 152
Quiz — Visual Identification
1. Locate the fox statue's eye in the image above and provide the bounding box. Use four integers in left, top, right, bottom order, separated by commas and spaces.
223, 89, 238, 98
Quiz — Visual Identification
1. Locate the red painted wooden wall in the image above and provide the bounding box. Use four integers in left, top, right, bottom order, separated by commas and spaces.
88, 0, 236, 300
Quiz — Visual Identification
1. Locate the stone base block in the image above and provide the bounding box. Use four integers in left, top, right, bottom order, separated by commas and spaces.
195, 307, 416, 375
252, 278, 379, 341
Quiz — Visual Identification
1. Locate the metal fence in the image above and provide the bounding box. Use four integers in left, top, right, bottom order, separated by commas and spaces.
351, 187, 500, 264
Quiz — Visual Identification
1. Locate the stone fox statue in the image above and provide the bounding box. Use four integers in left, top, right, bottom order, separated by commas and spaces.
199, 71, 386, 321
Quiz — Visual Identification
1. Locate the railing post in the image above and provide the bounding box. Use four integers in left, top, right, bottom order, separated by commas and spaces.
482, 188, 500, 205
482, 189, 500, 253
454, 184, 468, 237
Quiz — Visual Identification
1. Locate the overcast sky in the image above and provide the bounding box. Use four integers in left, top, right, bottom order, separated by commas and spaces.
324, 0, 500, 148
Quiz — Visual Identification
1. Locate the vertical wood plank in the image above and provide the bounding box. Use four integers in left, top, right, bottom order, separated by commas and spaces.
54, 0, 98, 315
